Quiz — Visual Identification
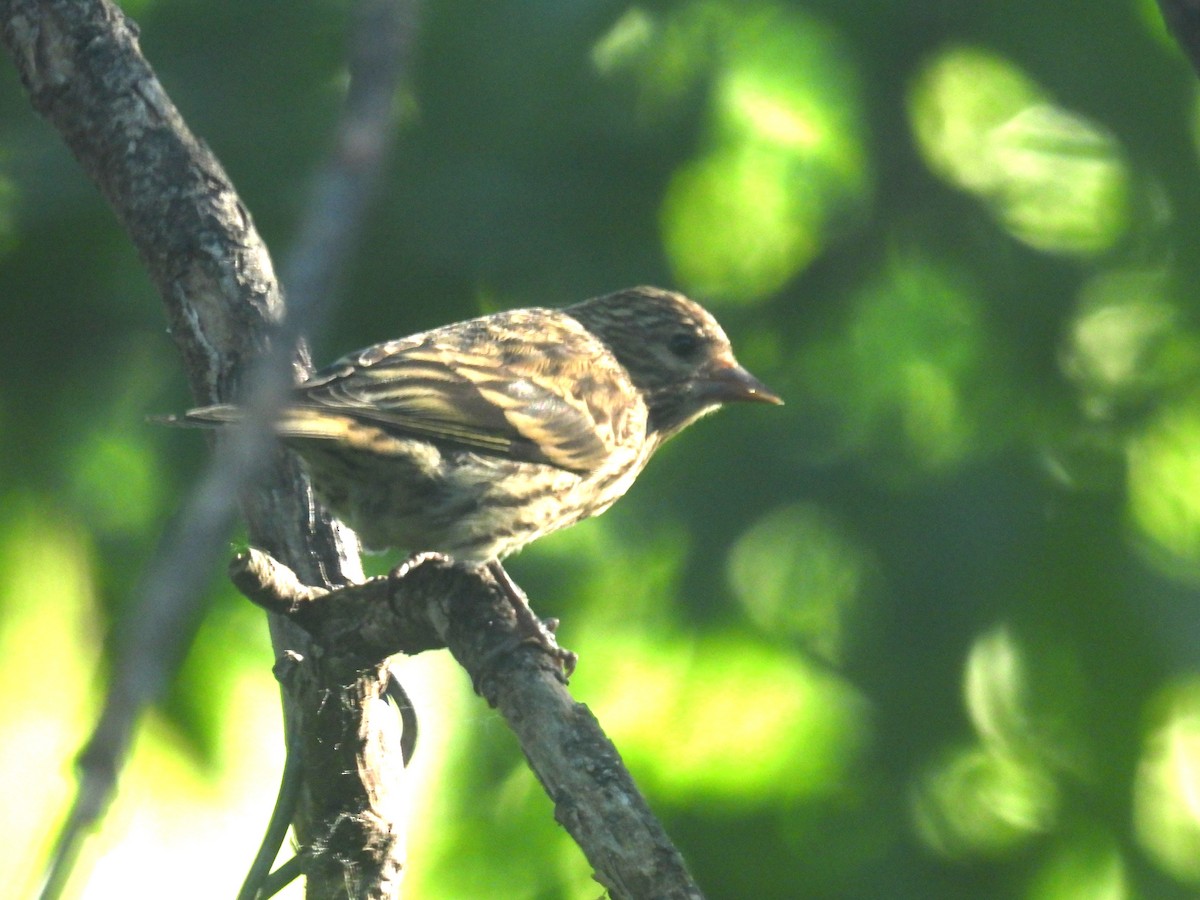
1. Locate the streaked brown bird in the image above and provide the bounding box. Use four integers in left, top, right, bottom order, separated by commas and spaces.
183, 286, 781, 668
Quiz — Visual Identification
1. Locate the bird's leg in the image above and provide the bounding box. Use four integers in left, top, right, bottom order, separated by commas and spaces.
486, 560, 578, 679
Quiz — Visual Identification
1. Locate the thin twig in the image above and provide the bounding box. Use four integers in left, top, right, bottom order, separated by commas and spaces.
0, 2, 291, 893
236, 728, 304, 900
240, 3, 418, 892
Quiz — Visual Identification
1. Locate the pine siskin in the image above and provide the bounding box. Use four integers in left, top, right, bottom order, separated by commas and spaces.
184, 286, 780, 664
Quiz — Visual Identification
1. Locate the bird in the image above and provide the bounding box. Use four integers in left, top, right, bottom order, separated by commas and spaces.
181, 286, 781, 671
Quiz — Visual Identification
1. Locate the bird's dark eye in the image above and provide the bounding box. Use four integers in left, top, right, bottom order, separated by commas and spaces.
667, 332, 702, 359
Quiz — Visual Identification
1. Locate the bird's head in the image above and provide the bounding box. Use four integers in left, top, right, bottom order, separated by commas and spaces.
566, 286, 782, 439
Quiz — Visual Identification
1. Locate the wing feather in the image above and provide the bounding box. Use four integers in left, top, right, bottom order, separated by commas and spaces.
288, 309, 640, 474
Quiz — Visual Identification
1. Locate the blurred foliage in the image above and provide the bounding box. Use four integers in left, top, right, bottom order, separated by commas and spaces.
5, 0, 1200, 897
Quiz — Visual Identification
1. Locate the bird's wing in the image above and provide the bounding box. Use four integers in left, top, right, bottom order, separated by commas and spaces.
291, 310, 638, 474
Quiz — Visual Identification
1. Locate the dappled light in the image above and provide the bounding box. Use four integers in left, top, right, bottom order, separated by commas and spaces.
1024, 831, 1129, 900
83, 696, 289, 899
963, 624, 1089, 777
1133, 677, 1200, 884
798, 254, 1002, 477
1062, 269, 1192, 421
988, 105, 1130, 254
519, 504, 691, 626
602, 1, 871, 302
7, 0, 1200, 896
1127, 398, 1200, 577
662, 143, 825, 303
0, 504, 101, 898
727, 502, 873, 664
911, 625, 1080, 860
910, 47, 1131, 255
911, 743, 1058, 859
588, 632, 868, 802
69, 428, 166, 536
591, 6, 705, 119
0, 512, 314, 900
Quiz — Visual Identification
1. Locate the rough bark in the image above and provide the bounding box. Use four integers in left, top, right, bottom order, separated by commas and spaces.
0, 1, 411, 896
2, 2, 703, 898
235, 550, 705, 900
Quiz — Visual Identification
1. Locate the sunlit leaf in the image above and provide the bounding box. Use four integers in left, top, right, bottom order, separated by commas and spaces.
727, 502, 872, 664
1025, 829, 1129, 900
1127, 398, 1200, 577
798, 253, 1008, 477
964, 624, 1090, 778
585, 633, 869, 802
1062, 269, 1193, 419
656, 1, 869, 302
910, 46, 1131, 255
912, 744, 1058, 859
1133, 677, 1200, 884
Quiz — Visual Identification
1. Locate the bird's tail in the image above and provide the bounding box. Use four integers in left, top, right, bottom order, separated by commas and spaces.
154, 404, 364, 443
151, 404, 243, 428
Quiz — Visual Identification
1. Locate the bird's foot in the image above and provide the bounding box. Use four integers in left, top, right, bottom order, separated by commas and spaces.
486, 560, 578, 680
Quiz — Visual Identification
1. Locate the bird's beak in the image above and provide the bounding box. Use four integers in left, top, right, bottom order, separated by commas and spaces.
697, 362, 783, 406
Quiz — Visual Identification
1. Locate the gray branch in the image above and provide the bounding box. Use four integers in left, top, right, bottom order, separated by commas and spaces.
2, 1, 702, 898
1, 0, 414, 897
233, 550, 705, 900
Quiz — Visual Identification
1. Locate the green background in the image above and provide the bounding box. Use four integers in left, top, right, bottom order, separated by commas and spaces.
4, 1, 1200, 897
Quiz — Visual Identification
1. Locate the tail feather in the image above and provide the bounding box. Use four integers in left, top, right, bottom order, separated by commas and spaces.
155, 404, 364, 443
187, 404, 245, 424
149, 404, 244, 428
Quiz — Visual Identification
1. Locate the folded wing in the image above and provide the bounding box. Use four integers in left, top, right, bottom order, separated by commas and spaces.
287, 311, 637, 475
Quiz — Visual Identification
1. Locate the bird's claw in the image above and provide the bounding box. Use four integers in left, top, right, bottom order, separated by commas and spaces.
471, 623, 576, 694
518, 619, 577, 679
484, 560, 577, 683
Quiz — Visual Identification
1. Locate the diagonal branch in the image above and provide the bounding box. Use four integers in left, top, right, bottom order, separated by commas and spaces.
2, 2, 703, 899
1, 1, 415, 897
233, 550, 705, 900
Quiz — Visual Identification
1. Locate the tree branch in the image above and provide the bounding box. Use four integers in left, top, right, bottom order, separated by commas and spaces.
3, 2, 702, 898
234, 550, 706, 900
1, 1, 415, 897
